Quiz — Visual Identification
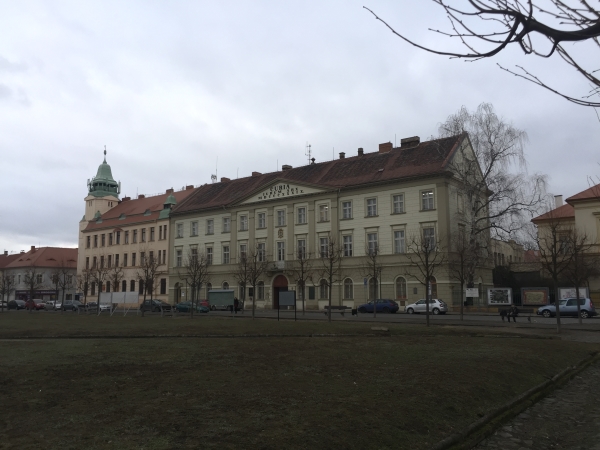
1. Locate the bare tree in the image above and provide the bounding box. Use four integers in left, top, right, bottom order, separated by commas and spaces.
365, 2, 600, 107
107, 263, 125, 310
179, 249, 211, 318
565, 227, 599, 324
23, 268, 44, 313
52, 263, 75, 312
405, 229, 447, 327
247, 246, 271, 319
137, 250, 164, 317
0, 274, 15, 312
90, 259, 110, 316
448, 226, 470, 321
361, 242, 383, 318
76, 268, 92, 305
317, 233, 344, 323
234, 250, 250, 315
285, 245, 314, 315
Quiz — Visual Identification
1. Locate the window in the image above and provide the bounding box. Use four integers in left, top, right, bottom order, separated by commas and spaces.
343, 235, 353, 257
122, 280, 127, 292
239, 244, 247, 260
86, 236, 91, 248
141, 228, 146, 242
257, 281, 265, 300
139, 280, 144, 295
277, 209, 286, 226
94, 235, 98, 247
423, 227, 436, 251
342, 201, 352, 219
100, 256, 105, 268
176, 223, 183, 238
320, 237, 329, 258
92, 256, 97, 268
343, 278, 353, 299
160, 278, 166, 295
457, 193, 464, 214
101, 234, 106, 247
239, 215, 248, 231
116, 231, 121, 244
367, 233, 378, 255
257, 242, 266, 262
366, 198, 377, 217
108, 255, 112, 268
106, 281, 111, 293
132, 252, 137, 266
124, 231, 129, 244
130, 280, 135, 292
319, 204, 329, 222
394, 230, 405, 254
123, 253, 128, 267
257, 213, 266, 229
149, 251, 154, 263
150, 227, 155, 241
162, 225, 168, 240
206, 219, 214, 235
223, 217, 231, 232
206, 247, 213, 265
393, 194, 405, 214
297, 239, 306, 259
297, 207, 306, 224
396, 277, 407, 300
162, 250, 166, 265
222, 282, 229, 290
223, 246, 230, 264
85, 257, 90, 269
133, 229, 138, 243
277, 242, 285, 261
176, 249, 182, 267
319, 280, 329, 299
140, 252, 146, 265
36, 274, 43, 284
109, 233, 113, 246
91, 282, 96, 295
422, 190, 434, 210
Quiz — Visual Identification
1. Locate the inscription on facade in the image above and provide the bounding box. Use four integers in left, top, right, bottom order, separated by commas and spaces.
257, 184, 304, 200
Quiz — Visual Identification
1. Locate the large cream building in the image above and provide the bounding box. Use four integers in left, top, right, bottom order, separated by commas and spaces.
168, 134, 494, 311
77, 151, 197, 302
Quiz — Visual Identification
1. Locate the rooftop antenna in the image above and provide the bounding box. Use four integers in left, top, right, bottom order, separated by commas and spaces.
211, 174, 217, 183
305, 142, 312, 165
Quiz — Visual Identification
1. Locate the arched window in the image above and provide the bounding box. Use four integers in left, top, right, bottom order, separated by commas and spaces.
206, 283, 212, 298
369, 278, 378, 300
396, 277, 407, 300
91, 282, 96, 296
319, 279, 329, 299
257, 281, 265, 300
343, 278, 353, 299
122, 280, 126, 292
428, 276, 438, 299
223, 281, 229, 290
106, 281, 111, 293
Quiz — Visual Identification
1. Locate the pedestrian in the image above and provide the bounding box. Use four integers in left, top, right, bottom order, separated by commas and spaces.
509, 304, 519, 323
499, 308, 507, 322
234, 297, 239, 314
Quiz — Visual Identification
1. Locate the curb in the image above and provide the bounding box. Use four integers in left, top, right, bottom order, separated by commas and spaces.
430, 351, 600, 450
0, 332, 392, 340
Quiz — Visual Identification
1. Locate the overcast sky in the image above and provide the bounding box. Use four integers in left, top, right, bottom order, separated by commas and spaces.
1, 1, 598, 253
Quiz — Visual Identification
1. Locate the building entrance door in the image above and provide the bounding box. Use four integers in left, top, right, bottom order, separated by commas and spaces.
272, 275, 288, 309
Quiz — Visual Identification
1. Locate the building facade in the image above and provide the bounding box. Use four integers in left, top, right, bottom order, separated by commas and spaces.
77, 151, 197, 303
168, 135, 494, 311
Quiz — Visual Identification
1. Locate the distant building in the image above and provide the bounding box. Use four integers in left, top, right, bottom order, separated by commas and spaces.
77, 151, 197, 303
490, 239, 525, 267
1, 246, 77, 301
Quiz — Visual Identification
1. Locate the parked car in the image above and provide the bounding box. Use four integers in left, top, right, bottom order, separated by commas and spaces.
25, 299, 46, 311
54, 302, 62, 310
175, 301, 209, 313
139, 299, 173, 312
45, 301, 56, 310
8, 300, 26, 310
404, 299, 448, 315
537, 298, 597, 319
357, 299, 400, 314
63, 300, 86, 311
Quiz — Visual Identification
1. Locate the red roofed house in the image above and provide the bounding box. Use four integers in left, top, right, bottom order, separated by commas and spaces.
78, 151, 197, 304
168, 134, 495, 311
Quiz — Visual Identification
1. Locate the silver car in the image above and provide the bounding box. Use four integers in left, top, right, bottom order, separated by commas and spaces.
405, 299, 448, 315
537, 298, 596, 319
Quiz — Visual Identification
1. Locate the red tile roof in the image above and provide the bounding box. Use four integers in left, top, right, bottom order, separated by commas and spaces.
84, 188, 197, 232
566, 183, 600, 203
5, 247, 78, 269
0, 253, 21, 269
174, 134, 465, 214
531, 204, 575, 223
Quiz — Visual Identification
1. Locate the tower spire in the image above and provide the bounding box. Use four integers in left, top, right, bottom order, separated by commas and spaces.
103, 145, 107, 163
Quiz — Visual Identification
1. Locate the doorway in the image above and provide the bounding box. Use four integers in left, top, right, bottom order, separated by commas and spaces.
272, 275, 288, 309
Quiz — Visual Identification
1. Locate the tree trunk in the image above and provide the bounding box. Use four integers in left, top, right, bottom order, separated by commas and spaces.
554, 283, 561, 334
425, 280, 430, 327
460, 282, 464, 321
575, 286, 582, 325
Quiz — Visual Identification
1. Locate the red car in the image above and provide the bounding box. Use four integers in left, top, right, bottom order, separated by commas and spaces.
25, 300, 46, 310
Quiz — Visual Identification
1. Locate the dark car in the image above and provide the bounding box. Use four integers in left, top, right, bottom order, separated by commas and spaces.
537, 298, 597, 319
175, 301, 209, 313
63, 300, 86, 311
139, 299, 173, 312
357, 299, 400, 314
8, 300, 26, 310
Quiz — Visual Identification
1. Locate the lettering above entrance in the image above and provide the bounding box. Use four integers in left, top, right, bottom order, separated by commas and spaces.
239, 182, 327, 205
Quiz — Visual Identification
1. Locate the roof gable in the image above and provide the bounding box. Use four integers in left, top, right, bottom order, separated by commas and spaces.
566, 183, 600, 203
531, 204, 575, 223
237, 179, 330, 206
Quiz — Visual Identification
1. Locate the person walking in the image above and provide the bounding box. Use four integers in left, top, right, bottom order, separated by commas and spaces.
233, 297, 239, 314
500, 308, 508, 322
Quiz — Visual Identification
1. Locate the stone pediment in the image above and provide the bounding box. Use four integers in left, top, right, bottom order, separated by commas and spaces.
238, 180, 328, 205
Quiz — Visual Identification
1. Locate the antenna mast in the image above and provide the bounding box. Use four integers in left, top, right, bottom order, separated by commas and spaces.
305, 142, 312, 165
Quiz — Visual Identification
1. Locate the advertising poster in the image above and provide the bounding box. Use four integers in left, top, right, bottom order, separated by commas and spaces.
559, 287, 588, 299
487, 288, 512, 305
521, 288, 549, 306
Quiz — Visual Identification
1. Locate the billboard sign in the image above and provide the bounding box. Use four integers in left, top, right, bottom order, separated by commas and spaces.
521, 288, 549, 306
279, 291, 296, 307
487, 288, 512, 305
559, 287, 588, 299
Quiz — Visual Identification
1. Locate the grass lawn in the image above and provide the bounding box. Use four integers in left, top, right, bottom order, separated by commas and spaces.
1, 313, 598, 450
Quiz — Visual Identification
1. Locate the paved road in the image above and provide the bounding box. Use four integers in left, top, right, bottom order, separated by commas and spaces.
474, 361, 600, 450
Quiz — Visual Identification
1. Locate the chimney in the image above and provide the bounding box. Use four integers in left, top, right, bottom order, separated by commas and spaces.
20, 250, 25, 254
310, 158, 315, 164
379, 142, 393, 153
282, 164, 292, 171
400, 136, 420, 148
339, 152, 345, 159
31, 245, 36, 252
554, 195, 563, 208
3, 250, 7, 256
220, 177, 230, 183
186, 185, 194, 190
252, 171, 262, 177
122, 196, 131, 201
358, 148, 364, 156
138, 194, 145, 199
166, 188, 174, 194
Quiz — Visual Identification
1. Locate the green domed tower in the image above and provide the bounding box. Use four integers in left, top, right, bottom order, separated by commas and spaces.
87, 149, 121, 198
